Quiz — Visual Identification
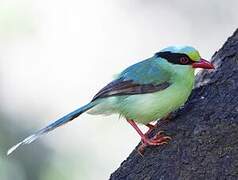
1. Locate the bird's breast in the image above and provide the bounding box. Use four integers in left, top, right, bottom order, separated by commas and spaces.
118, 76, 194, 124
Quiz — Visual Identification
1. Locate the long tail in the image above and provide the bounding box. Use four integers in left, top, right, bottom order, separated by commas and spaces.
7, 102, 95, 155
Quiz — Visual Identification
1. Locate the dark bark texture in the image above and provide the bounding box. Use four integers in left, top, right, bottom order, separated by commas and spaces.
110, 29, 238, 180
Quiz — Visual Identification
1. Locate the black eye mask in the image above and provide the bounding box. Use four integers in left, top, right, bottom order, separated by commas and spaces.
155, 51, 194, 65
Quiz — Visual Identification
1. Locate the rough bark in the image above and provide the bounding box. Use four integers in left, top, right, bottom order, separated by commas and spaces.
110, 29, 238, 180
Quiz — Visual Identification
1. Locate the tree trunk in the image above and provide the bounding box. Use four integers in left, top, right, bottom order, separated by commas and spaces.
110, 29, 238, 180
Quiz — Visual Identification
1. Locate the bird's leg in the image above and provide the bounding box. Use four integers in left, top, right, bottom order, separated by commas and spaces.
144, 113, 173, 139
127, 119, 171, 155
144, 123, 158, 137
127, 119, 147, 141
145, 113, 172, 137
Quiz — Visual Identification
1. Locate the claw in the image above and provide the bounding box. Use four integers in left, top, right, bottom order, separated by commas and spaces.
138, 132, 172, 155
126, 119, 171, 156
154, 130, 164, 137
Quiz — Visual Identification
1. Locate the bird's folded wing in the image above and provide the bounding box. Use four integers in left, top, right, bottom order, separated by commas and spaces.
92, 78, 170, 101
92, 57, 172, 101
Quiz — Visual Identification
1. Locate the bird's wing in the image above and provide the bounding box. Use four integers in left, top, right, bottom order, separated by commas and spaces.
92, 57, 171, 101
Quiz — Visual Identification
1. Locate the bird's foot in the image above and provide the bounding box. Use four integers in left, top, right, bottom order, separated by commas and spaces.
126, 119, 171, 156
138, 131, 171, 155
144, 113, 172, 139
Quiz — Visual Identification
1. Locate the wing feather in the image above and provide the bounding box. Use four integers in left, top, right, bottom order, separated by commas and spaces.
92, 78, 170, 101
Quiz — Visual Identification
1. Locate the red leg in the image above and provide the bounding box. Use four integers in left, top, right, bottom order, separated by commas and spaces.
146, 123, 156, 129
127, 119, 171, 155
145, 113, 172, 136
127, 119, 146, 141
145, 123, 163, 137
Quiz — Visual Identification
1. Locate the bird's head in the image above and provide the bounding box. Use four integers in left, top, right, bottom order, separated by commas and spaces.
155, 46, 214, 69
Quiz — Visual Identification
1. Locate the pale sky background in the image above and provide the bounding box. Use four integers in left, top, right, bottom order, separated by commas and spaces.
0, 0, 237, 179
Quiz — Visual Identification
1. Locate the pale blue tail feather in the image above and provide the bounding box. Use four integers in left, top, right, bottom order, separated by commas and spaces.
7, 102, 95, 155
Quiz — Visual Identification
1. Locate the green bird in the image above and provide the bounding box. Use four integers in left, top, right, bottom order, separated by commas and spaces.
7, 45, 214, 155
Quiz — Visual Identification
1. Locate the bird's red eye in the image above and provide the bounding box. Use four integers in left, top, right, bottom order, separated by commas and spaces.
180, 57, 189, 64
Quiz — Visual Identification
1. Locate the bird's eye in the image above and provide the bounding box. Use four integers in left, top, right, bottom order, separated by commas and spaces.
180, 57, 189, 64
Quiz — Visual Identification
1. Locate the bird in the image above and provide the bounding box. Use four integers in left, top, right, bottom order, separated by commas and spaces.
7, 45, 214, 155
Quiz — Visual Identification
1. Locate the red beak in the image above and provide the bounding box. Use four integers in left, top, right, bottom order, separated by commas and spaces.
192, 58, 214, 69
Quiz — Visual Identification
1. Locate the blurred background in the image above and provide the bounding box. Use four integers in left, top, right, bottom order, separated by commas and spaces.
0, 0, 237, 179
